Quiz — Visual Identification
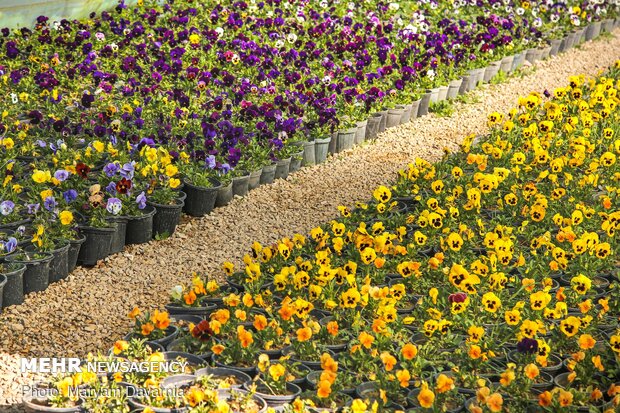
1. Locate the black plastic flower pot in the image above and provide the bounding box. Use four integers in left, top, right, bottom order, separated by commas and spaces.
248, 169, 262, 190
124, 325, 179, 348
23, 395, 83, 413
107, 216, 129, 255
77, 225, 115, 266
336, 128, 357, 152
244, 382, 301, 408
386, 108, 404, 128
127, 398, 184, 413
183, 178, 221, 217
162, 351, 206, 369
164, 301, 217, 317
160, 373, 195, 389
148, 199, 184, 238
1, 263, 26, 307
125, 205, 156, 245
366, 114, 381, 140
7, 252, 53, 294
327, 131, 338, 154
67, 234, 86, 273
377, 109, 388, 132
0, 273, 6, 310
274, 157, 292, 180
215, 182, 233, 207
313, 138, 331, 163
260, 163, 277, 185
301, 141, 316, 166
0, 217, 32, 232
212, 354, 257, 376
195, 367, 252, 389
48, 241, 71, 283
418, 92, 432, 116
232, 173, 251, 197
289, 151, 304, 173
355, 120, 367, 144
166, 338, 214, 361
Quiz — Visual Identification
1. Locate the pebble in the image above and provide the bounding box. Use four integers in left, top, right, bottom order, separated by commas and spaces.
1, 31, 620, 409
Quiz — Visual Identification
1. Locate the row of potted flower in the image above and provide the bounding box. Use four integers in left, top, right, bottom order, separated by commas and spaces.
2, 0, 616, 313
22, 59, 620, 412
4, 0, 617, 185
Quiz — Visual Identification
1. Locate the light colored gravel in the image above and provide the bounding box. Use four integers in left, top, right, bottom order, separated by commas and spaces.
1, 31, 620, 409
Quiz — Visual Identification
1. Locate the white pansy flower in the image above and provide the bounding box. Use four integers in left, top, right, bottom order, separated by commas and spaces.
170, 285, 183, 301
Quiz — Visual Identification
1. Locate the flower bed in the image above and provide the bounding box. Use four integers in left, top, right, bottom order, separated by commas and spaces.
25, 59, 620, 412
1, 0, 618, 304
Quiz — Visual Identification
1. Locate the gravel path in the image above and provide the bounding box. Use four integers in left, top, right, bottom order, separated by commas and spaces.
1, 31, 620, 408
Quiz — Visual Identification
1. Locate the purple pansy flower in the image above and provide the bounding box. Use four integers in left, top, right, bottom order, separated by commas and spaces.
106, 198, 122, 215
54, 170, 70, 182
44, 196, 58, 211
0, 200, 15, 216
136, 192, 147, 210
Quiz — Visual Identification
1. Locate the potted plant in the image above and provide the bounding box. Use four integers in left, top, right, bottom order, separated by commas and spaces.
181, 157, 221, 217
126, 307, 179, 347
6, 225, 53, 294
166, 274, 219, 316
211, 321, 260, 375
245, 354, 303, 407
75, 184, 118, 266
146, 180, 184, 239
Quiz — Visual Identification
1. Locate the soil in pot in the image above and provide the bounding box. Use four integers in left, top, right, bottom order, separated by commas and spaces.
195, 367, 252, 389
243, 381, 301, 408
211, 354, 257, 377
